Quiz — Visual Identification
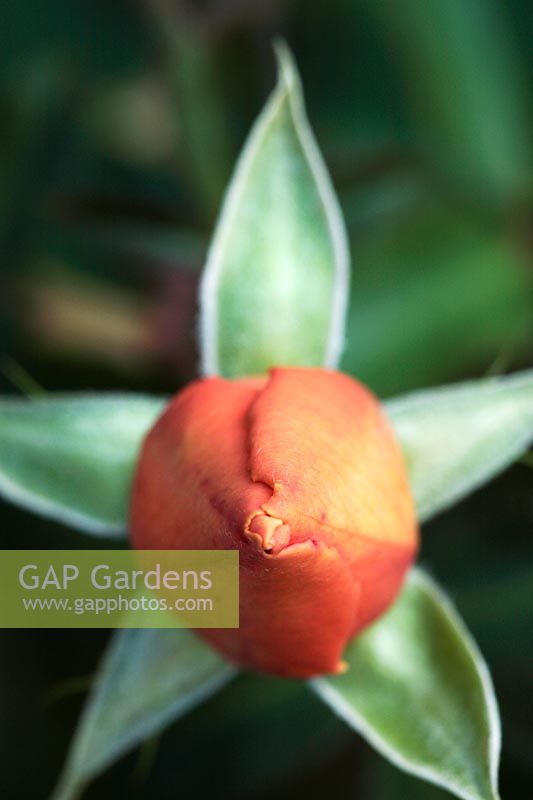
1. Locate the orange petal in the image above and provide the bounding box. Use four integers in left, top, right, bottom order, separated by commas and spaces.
200, 539, 359, 676
247, 367, 418, 632
130, 376, 269, 552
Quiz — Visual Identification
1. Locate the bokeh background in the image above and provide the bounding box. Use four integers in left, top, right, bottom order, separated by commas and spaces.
0, 1, 532, 798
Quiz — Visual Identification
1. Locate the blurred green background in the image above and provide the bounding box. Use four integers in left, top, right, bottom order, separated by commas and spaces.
0, 1, 532, 798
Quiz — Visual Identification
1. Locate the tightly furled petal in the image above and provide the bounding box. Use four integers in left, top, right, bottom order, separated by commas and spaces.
130, 367, 418, 677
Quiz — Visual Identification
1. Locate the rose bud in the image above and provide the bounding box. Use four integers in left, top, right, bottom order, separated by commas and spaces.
130, 367, 418, 678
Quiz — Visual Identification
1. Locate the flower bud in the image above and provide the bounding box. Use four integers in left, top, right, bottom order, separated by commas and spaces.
130, 367, 418, 677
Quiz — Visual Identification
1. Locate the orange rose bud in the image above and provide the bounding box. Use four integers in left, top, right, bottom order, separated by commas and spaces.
130, 367, 418, 678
